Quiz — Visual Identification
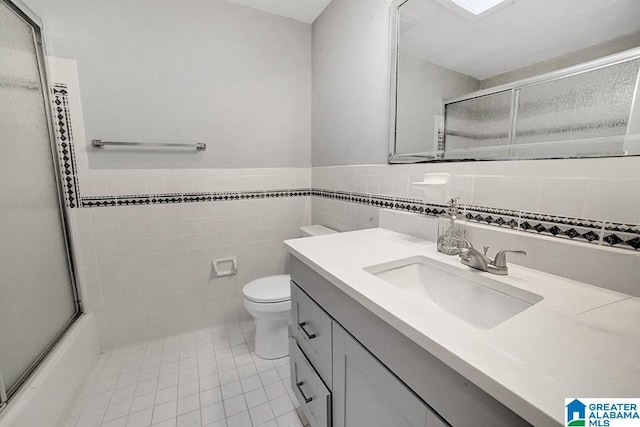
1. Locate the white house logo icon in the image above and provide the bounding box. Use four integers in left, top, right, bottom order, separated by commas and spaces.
566, 399, 586, 427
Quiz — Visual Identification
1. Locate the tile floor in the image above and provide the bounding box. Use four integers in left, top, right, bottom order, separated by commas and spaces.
62, 320, 309, 427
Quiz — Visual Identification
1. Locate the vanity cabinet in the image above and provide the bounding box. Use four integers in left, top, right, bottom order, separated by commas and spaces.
291, 284, 332, 388
290, 280, 447, 427
333, 323, 448, 427
289, 284, 333, 427
289, 256, 531, 427
290, 339, 332, 427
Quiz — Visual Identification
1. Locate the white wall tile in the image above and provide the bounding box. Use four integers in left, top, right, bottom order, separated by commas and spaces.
584, 178, 640, 224
538, 178, 588, 219
472, 175, 504, 208
378, 173, 394, 196
75, 193, 311, 350
69, 154, 638, 353
449, 175, 473, 205
354, 175, 367, 193
63, 110, 314, 346
311, 161, 639, 224
500, 176, 540, 212
392, 174, 410, 198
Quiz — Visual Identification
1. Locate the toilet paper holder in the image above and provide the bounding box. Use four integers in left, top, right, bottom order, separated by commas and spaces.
211, 257, 238, 277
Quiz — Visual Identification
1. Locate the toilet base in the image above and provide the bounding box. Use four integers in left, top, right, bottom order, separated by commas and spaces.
254, 317, 289, 360
242, 289, 291, 360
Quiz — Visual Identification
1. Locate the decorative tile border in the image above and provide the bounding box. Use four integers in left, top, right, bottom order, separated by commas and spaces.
49, 89, 637, 251
311, 189, 442, 215
516, 210, 604, 245
519, 211, 603, 230
312, 189, 640, 252
603, 223, 640, 250
79, 189, 312, 208
464, 206, 520, 230
80, 196, 117, 208
52, 83, 81, 208
519, 218, 601, 244
75, 188, 639, 250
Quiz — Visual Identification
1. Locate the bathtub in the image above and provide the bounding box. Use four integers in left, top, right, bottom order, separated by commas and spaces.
0, 313, 100, 427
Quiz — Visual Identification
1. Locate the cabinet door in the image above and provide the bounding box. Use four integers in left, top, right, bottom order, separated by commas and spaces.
290, 339, 332, 427
427, 411, 449, 427
291, 283, 333, 389
333, 323, 444, 427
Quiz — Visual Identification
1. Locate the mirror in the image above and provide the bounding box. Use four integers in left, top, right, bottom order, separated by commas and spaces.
389, 0, 640, 163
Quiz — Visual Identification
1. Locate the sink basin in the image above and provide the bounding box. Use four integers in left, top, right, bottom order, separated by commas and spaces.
364, 256, 543, 329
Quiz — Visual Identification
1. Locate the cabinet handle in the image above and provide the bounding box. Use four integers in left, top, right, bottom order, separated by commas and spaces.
296, 381, 313, 403
298, 322, 316, 340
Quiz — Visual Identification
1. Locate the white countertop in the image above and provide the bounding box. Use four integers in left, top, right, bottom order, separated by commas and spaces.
285, 228, 640, 427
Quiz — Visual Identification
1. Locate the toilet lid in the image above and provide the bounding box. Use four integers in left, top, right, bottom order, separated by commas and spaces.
243, 275, 291, 303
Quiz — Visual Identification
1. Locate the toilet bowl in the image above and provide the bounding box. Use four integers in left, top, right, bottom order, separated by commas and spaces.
242, 225, 337, 359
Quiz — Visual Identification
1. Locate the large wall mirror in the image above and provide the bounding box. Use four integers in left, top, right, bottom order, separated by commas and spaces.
388, 0, 640, 163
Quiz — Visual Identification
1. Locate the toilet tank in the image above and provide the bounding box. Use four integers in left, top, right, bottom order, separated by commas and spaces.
298, 225, 337, 237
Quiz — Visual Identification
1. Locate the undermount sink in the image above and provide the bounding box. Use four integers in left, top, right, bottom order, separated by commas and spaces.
364, 256, 543, 329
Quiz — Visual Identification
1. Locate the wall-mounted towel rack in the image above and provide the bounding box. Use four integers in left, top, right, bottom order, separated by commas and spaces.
91, 139, 206, 151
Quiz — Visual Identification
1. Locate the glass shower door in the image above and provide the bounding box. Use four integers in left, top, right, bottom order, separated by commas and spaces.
0, 0, 80, 406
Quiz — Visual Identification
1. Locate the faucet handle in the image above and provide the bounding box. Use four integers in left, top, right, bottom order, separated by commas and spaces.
457, 238, 472, 249
457, 238, 473, 259
492, 250, 527, 268
482, 246, 490, 256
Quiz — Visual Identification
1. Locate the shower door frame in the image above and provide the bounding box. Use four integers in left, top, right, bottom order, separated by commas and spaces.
0, 0, 82, 408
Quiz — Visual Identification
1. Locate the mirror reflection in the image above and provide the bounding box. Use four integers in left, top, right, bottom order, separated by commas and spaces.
390, 0, 640, 163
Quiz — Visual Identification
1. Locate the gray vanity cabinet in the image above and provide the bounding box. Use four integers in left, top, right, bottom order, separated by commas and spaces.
289, 256, 530, 427
291, 284, 333, 388
290, 339, 332, 427
289, 284, 333, 427
333, 324, 449, 427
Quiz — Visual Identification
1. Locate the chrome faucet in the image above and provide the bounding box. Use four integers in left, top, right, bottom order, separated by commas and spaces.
459, 240, 491, 271
458, 239, 526, 276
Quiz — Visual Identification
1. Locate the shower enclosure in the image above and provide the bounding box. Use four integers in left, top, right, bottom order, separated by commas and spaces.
0, 0, 80, 411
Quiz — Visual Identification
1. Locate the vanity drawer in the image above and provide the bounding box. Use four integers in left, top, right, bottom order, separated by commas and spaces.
290, 339, 332, 427
291, 282, 332, 389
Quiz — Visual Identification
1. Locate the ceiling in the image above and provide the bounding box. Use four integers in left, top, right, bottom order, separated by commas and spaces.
399, 0, 640, 79
223, 0, 331, 23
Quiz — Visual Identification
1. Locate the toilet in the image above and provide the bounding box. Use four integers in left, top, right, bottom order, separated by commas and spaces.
242, 225, 337, 359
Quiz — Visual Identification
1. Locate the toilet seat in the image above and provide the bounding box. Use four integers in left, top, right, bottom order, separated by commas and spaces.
242, 274, 291, 303
243, 298, 290, 314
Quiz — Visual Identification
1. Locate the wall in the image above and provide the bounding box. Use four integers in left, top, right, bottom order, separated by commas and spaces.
70, 190, 310, 349
480, 30, 640, 89
311, 0, 640, 169
311, 0, 392, 166
310, 0, 640, 224
310, 0, 639, 293
311, 160, 640, 293
311, 160, 640, 240
396, 53, 479, 154
46, 44, 311, 348
24, 0, 639, 350
378, 210, 640, 296
27, 0, 311, 169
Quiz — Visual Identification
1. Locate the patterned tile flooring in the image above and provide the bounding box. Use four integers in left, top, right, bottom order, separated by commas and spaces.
62, 320, 308, 427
